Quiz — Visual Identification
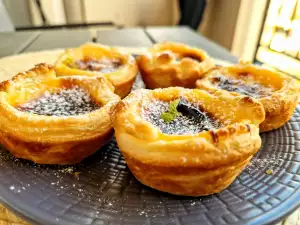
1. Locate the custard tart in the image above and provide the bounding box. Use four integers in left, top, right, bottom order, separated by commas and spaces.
55, 43, 138, 98
196, 63, 300, 132
0, 64, 120, 165
137, 42, 215, 89
112, 87, 265, 196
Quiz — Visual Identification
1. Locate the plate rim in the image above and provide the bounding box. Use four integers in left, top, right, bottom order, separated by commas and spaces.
0, 178, 299, 225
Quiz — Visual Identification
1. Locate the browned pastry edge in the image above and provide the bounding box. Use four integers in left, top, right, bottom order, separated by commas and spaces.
137, 42, 215, 89
55, 43, 139, 98
0, 63, 120, 165
0, 129, 113, 165
196, 63, 300, 132
123, 151, 252, 196
0, 63, 53, 90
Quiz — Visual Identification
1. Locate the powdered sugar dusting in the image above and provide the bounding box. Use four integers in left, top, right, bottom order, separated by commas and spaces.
17, 86, 100, 116
74, 57, 121, 74
213, 75, 273, 98
142, 99, 221, 135
246, 156, 282, 173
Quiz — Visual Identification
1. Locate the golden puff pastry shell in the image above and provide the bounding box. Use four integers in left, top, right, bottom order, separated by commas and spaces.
0, 64, 120, 165
55, 43, 138, 98
137, 42, 215, 89
112, 87, 265, 196
196, 63, 300, 132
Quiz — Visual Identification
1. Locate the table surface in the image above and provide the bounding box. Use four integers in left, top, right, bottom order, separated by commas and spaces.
0, 27, 298, 225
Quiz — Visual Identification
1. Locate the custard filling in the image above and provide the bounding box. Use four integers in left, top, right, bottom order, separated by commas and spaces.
65, 56, 122, 74
142, 97, 221, 135
212, 74, 274, 98
16, 86, 100, 116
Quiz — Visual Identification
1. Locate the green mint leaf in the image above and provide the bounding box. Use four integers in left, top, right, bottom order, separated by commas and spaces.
168, 99, 180, 114
161, 112, 175, 123
63, 57, 77, 68
265, 169, 273, 175
161, 99, 181, 123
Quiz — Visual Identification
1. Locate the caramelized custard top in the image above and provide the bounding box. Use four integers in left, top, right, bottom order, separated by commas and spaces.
212, 74, 274, 98
142, 98, 221, 135
67, 56, 122, 74
17, 86, 100, 116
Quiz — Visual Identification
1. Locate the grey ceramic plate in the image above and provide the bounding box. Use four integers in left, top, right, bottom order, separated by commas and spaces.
0, 74, 299, 225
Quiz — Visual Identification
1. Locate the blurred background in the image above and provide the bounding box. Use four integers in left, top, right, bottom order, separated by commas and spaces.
1, 0, 300, 78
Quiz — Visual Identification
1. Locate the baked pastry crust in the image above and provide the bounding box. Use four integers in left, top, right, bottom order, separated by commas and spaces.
0, 64, 120, 165
112, 87, 265, 196
55, 43, 138, 98
196, 63, 300, 132
137, 42, 215, 89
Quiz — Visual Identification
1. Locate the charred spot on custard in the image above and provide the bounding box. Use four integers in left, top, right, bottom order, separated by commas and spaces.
210, 130, 218, 143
